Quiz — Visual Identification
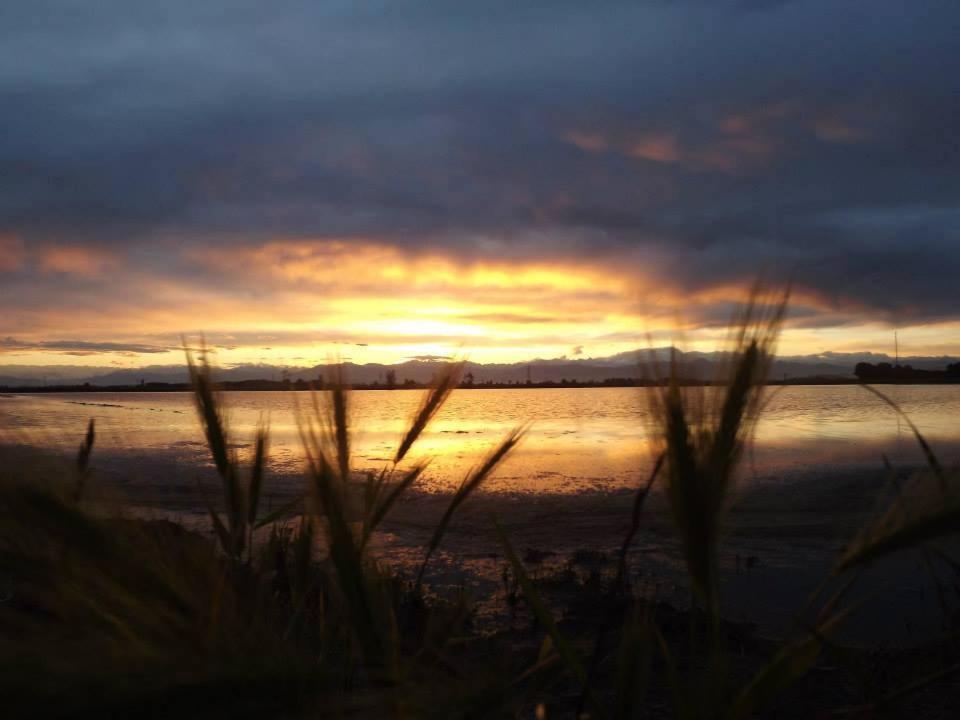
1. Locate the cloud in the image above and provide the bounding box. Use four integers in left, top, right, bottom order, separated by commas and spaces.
0, 1, 958, 361
36, 245, 120, 279
0, 233, 26, 272
0, 338, 172, 356
627, 133, 682, 164
564, 131, 608, 154
462, 312, 593, 325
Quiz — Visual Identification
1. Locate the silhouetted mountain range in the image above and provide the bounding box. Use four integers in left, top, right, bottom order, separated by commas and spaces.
2, 350, 959, 388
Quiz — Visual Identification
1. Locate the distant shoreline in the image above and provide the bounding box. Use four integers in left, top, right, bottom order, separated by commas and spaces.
3, 377, 959, 393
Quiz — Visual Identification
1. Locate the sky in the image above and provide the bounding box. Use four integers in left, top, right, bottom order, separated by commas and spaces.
2, 1, 959, 370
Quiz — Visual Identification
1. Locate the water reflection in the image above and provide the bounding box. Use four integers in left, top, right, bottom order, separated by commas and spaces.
1, 385, 958, 500
5, 385, 956, 647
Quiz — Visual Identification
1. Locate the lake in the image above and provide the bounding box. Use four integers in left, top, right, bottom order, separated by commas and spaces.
3, 385, 959, 644
2, 385, 958, 498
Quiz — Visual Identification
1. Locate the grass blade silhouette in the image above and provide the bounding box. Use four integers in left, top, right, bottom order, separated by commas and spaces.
186, 341, 244, 557
729, 602, 859, 720
494, 519, 602, 718
74, 419, 95, 502
395, 362, 464, 464
254, 493, 305, 530
248, 422, 268, 525
306, 451, 384, 669
859, 383, 946, 489
361, 462, 428, 550
836, 395, 958, 572
651, 288, 786, 616
837, 499, 960, 572
415, 426, 525, 589
616, 452, 663, 589
613, 603, 653, 720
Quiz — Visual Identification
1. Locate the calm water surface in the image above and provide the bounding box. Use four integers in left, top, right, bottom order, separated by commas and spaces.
1, 385, 958, 496
3, 385, 959, 644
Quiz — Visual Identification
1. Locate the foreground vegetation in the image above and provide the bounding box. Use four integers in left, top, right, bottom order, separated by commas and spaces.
2, 297, 960, 718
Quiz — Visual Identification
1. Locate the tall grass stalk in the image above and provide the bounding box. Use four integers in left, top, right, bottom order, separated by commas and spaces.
836, 385, 959, 573
615, 451, 663, 589
416, 425, 526, 590
186, 341, 268, 563
395, 361, 465, 464
646, 286, 788, 714
495, 519, 601, 717
292, 360, 524, 694
73, 418, 94, 502
650, 288, 787, 620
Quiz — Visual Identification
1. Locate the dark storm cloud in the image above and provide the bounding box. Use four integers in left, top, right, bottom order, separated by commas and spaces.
2, 1, 959, 322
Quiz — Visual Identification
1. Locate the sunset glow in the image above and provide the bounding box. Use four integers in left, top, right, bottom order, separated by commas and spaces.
2, 233, 958, 372
5, 4, 960, 716
1, 2, 958, 379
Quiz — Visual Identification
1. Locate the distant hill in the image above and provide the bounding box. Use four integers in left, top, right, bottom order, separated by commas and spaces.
2, 350, 958, 388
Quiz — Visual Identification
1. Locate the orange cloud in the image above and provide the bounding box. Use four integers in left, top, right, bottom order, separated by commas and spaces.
564, 116, 781, 175
691, 134, 778, 174
37, 245, 120, 278
187, 239, 616, 296
720, 101, 796, 136
814, 116, 873, 144
0, 233, 26, 272
564, 130, 608, 153
723, 99, 876, 146
627, 132, 680, 163
565, 128, 682, 163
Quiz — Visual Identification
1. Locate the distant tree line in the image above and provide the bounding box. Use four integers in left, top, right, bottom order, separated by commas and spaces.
854, 361, 960, 382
